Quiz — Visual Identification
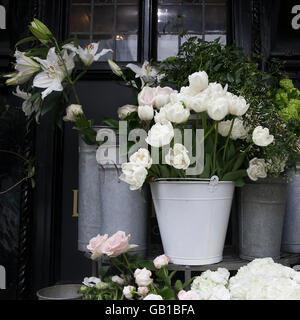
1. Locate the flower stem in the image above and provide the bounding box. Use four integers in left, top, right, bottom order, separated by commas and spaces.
222, 117, 235, 161
111, 257, 125, 275
201, 112, 207, 132
213, 122, 219, 175
123, 254, 133, 275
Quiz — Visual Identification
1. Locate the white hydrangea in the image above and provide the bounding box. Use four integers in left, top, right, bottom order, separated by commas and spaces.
228, 258, 300, 300
191, 268, 231, 300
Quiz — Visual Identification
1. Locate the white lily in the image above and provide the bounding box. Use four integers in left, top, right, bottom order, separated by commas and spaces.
63, 42, 112, 67
126, 60, 164, 87
5, 50, 40, 86
33, 47, 75, 99
13, 86, 41, 122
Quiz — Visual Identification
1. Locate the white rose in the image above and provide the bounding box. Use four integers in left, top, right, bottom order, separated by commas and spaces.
118, 104, 138, 119
165, 143, 190, 170
143, 294, 163, 300
188, 71, 209, 92
145, 122, 174, 148
129, 148, 152, 169
111, 275, 125, 286
119, 163, 148, 190
154, 108, 169, 125
63, 104, 83, 122
247, 158, 267, 181
165, 101, 190, 124
123, 285, 136, 300
178, 290, 201, 300
134, 268, 153, 287
218, 118, 248, 140
153, 254, 171, 269
252, 126, 274, 147
138, 105, 154, 120
227, 93, 249, 116
207, 97, 229, 121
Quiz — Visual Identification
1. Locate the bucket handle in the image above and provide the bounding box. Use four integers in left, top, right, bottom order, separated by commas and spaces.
208, 175, 219, 192
97, 160, 121, 184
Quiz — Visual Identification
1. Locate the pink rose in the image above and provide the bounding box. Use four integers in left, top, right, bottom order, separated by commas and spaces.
138, 86, 156, 106
87, 234, 108, 260
153, 254, 171, 269
154, 86, 175, 109
138, 286, 149, 297
178, 290, 200, 300
123, 285, 136, 300
134, 268, 153, 287
101, 231, 138, 257
143, 294, 163, 300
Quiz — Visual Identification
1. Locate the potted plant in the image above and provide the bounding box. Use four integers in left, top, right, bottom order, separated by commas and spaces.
4, 19, 149, 258
106, 40, 276, 266
274, 79, 300, 253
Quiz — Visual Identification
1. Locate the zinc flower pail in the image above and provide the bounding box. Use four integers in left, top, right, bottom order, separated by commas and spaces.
78, 127, 149, 258
150, 178, 235, 265
281, 164, 300, 253
238, 178, 287, 261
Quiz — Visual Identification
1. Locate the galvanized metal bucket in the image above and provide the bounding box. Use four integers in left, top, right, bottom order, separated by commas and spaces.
37, 284, 82, 300
150, 178, 235, 265
238, 177, 287, 261
78, 126, 149, 258
281, 164, 300, 253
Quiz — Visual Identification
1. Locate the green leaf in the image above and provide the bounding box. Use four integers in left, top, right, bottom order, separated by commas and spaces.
40, 91, 62, 116
15, 36, 37, 47
174, 280, 183, 292
235, 178, 245, 187
102, 119, 119, 129
232, 152, 247, 171
159, 165, 171, 178
159, 287, 175, 300
222, 169, 247, 181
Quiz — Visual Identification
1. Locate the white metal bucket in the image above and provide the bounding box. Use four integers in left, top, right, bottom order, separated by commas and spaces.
150, 179, 235, 265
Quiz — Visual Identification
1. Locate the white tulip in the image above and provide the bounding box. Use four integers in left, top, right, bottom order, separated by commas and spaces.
154, 108, 169, 125
138, 86, 156, 106
145, 122, 174, 148
188, 71, 209, 92
207, 97, 229, 121
247, 158, 267, 181
252, 126, 274, 147
188, 92, 209, 113
138, 105, 154, 121
119, 163, 148, 190
117, 104, 138, 119
129, 148, 152, 169
227, 93, 249, 116
165, 143, 190, 170
164, 101, 190, 124
154, 86, 175, 109
218, 118, 248, 140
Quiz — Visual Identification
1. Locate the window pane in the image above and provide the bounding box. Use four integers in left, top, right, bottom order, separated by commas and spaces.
205, 5, 226, 32
94, 6, 114, 33
158, 34, 178, 60
70, 5, 91, 33
204, 34, 226, 44
116, 5, 139, 33
116, 34, 138, 61
181, 5, 202, 33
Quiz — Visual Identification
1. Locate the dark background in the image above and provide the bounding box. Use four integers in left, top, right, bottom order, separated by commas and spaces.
0, 0, 300, 300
